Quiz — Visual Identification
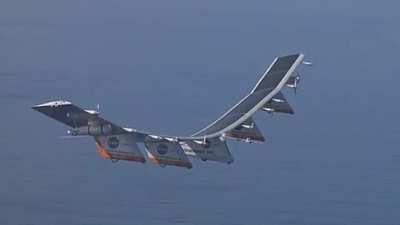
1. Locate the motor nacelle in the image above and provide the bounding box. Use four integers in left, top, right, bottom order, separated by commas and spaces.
193, 138, 211, 148
285, 74, 300, 88
84, 109, 100, 115
67, 124, 112, 136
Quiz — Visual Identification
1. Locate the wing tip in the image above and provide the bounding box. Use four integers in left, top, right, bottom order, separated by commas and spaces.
32, 100, 72, 108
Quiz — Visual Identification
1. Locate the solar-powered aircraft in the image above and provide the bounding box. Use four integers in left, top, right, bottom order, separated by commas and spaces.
32, 54, 310, 169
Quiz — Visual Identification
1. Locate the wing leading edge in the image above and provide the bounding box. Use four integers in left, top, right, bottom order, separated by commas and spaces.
32, 53, 308, 169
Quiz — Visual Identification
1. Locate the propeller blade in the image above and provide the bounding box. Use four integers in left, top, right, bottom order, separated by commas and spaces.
303, 61, 313, 66
58, 135, 90, 140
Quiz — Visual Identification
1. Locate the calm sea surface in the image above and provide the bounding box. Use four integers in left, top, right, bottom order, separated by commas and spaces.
1, 1, 400, 224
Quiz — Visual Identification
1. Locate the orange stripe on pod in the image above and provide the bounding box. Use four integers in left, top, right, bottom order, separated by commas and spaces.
94, 138, 112, 159
108, 151, 146, 163
148, 155, 192, 169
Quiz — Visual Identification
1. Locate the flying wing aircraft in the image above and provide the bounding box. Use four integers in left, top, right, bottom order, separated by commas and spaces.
32, 54, 310, 169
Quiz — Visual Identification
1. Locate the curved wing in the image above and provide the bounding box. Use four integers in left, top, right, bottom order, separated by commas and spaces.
191, 54, 304, 138
32, 54, 307, 169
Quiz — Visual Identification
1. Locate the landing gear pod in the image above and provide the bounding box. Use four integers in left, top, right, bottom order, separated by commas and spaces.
144, 136, 193, 169
94, 134, 146, 163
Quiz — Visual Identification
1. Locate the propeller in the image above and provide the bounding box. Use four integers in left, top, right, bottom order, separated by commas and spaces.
293, 71, 301, 95
302, 61, 313, 66
290, 59, 311, 94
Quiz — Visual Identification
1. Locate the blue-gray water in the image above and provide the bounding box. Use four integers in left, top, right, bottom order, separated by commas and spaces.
1, 1, 400, 224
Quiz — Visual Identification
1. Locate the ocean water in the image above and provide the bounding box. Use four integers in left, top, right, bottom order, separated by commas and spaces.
1, 1, 400, 224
